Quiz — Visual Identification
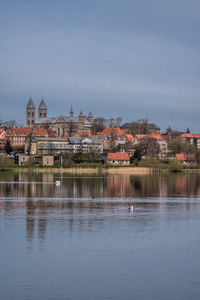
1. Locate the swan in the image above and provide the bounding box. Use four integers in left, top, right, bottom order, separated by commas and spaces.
128, 203, 134, 212
55, 180, 61, 186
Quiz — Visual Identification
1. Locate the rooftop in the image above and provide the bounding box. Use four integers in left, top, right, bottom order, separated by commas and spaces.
38, 99, 47, 109
26, 98, 35, 109
108, 152, 130, 161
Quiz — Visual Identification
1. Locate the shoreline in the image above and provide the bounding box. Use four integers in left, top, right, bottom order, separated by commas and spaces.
10, 166, 153, 175
1, 166, 199, 174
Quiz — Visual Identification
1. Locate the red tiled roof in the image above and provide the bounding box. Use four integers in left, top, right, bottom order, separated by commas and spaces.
126, 134, 134, 142
180, 134, 200, 138
34, 127, 46, 137
135, 134, 147, 140
176, 154, 185, 161
101, 127, 125, 135
77, 130, 92, 137
176, 154, 196, 161
150, 134, 165, 141
135, 134, 165, 141
0, 128, 6, 139
108, 152, 130, 161
8, 127, 58, 138
9, 128, 33, 137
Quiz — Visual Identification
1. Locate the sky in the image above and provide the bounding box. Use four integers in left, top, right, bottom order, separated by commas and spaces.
0, 0, 200, 131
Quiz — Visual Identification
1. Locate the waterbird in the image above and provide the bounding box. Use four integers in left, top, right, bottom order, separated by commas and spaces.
55, 180, 61, 186
128, 203, 134, 212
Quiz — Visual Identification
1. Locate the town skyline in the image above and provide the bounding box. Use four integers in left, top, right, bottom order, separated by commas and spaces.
0, 96, 198, 134
0, 1, 200, 132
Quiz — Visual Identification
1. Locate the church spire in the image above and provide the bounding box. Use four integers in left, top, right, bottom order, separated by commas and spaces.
26, 97, 35, 109
70, 105, 74, 117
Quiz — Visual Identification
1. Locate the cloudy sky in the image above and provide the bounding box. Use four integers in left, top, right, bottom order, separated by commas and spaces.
0, 0, 200, 131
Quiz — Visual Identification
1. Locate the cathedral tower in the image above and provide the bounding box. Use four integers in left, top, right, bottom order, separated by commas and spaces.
38, 98, 47, 118
26, 97, 35, 127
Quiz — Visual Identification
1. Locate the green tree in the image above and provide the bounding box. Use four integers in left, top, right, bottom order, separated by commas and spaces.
5, 138, 12, 154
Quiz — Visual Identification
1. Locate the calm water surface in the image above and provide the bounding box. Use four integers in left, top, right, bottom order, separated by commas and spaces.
0, 171, 200, 300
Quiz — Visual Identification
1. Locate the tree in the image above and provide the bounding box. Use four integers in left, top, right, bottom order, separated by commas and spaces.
116, 116, 123, 127
196, 150, 200, 163
168, 138, 196, 155
137, 118, 148, 134
108, 118, 115, 128
5, 138, 12, 154
26, 133, 33, 155
91, 117, 106, 134
3, 120, 23, 130
67, 120, 76, 137
132, 147, 142, 162
139, 137, 160, 158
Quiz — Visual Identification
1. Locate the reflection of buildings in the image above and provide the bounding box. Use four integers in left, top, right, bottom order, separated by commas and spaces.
1, 172, 200, 200
1, 172, 200, 248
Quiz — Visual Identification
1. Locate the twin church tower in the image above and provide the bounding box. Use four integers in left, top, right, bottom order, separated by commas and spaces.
26, 97, 94, 135
26, 97, 47, 127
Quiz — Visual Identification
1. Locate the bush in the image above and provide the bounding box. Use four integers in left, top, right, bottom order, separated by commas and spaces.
138, 158, 168, 169
169, 160, 183, 172
0, 156, 15, 169
63, 160, 76, 168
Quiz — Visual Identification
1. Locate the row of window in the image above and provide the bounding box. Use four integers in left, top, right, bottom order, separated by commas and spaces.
38, 143, 68, 149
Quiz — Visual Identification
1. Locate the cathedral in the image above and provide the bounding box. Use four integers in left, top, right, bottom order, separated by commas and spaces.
26, 97, 93, 136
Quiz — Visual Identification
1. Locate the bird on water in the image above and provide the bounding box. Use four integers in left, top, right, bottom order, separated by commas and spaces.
128, 203, 134, 212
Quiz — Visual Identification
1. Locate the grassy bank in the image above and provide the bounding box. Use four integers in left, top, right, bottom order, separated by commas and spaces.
10, 166, 152, 175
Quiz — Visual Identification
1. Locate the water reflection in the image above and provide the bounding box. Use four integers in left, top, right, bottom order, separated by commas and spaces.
0, 171, 200, 199
0, 171, 200, 249
1, 172, 200, 300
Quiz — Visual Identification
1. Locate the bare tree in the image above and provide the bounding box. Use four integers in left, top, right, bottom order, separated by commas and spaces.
67, 121, 76, 137
91, 117, 106, 134
108, 118, 115, 128
116, 116, 123, 127
139, 137, 160, 158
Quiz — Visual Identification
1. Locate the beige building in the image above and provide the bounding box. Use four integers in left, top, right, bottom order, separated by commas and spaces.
25, 137, 69, 156
26, 98, 94, 136
107, 152, 130, 166
180, 133, 200, 149
18, 154, 30, 166
42, 155, 54, 166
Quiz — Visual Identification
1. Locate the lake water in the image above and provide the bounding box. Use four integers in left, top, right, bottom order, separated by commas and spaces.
0, 171, 200, 300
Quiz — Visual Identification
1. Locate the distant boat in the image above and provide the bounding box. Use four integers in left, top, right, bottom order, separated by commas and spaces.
55, 180, 61, 186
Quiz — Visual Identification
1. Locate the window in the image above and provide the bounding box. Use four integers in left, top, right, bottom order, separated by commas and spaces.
32, 112, 34, 117
40, 113, 42, 117
28, 120, 30, 124
32, 120, 34, 124
44, 113, 46, 117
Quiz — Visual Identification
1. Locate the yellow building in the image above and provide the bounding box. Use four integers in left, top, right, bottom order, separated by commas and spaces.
25, 137, 69, 155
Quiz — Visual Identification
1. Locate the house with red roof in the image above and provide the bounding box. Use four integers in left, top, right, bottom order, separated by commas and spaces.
176, 153, 196, 163
134, 134, 168, 158
0, 128, 6, 153
97, 127, 134, 150
7, 127, 58, 152
180, 133, 200, 149
107, 152, 130, 166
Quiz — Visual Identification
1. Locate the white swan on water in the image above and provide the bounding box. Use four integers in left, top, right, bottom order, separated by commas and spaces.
55, 180, 61, 186
129, 203, 134, 212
